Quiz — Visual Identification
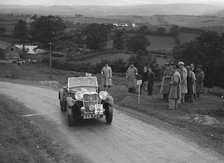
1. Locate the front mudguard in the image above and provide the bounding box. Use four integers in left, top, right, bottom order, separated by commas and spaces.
102, 96, 114, 114
66, 97, 75, 107
105, 96, 114, 106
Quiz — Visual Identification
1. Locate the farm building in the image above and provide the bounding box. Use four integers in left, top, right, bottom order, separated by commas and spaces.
0, 40, 20, 60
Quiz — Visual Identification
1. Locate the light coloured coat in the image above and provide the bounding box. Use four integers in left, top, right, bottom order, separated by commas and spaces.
126, 66, 138, 89
169, 71, 181, 100
101, 66, 112, 86
179, 67, 188, 94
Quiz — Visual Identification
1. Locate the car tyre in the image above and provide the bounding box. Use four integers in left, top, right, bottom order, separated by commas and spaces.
67, 104, 74, 126
60, 101, 64, 111
106, 105, 113, 124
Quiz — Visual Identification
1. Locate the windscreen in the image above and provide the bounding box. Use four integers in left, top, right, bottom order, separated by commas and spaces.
68, 77, 98, 89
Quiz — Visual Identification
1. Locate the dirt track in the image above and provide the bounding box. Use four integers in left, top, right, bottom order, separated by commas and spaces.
0, 81, 223, 163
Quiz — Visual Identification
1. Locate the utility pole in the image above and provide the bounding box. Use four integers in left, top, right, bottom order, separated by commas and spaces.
49, 42, 52, 79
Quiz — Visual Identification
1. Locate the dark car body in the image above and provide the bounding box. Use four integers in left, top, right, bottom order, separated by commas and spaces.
59, 77, 113, 126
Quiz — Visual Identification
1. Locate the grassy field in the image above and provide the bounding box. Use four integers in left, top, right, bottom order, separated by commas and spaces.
178, 33, 199, 44
146, 35, 176, 52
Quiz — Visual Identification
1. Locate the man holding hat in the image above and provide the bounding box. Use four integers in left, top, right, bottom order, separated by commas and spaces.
178, 61, 188, 103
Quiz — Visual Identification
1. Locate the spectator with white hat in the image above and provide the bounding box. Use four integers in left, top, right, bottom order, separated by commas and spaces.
178, 61, 188, 103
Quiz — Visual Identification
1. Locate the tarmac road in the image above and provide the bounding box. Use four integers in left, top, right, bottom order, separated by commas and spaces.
0, 81, 223, 163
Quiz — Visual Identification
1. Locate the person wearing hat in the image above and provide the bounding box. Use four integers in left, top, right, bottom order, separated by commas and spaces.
186, 65, 196, 102
196, 65, 204, 98
140, 66, 148, 94
147, 66, 155, 96
190, 63, 197, 98
160, 63, 173, 101
126, 63, 138, 93
168, 65, 181, 109
101, 63, 112, 88
178, 61, 188, 103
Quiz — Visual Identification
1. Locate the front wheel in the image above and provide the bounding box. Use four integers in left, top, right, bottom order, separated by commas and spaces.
105, 105, 113, 124
67, 105, 74, 126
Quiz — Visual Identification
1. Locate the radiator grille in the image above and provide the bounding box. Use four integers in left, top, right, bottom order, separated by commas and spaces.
83, 93, 98, 112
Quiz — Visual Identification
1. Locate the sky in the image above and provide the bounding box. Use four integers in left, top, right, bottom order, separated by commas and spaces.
0, 0, 224, 6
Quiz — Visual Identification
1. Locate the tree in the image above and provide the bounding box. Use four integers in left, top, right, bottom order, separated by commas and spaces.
173, 31, 224, 88
138, 25, 148, 34
112, 29, 127, 50
83, 23, 113, 50
170, 25, 180, 36
30, 15, 66, 46
14, 19, 28, 40
157, 26, 166, 34
127, 34, 150, 52
0, 27, 5, 34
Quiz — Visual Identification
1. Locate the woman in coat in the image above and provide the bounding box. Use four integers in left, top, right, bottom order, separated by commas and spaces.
126, 64, 138, 93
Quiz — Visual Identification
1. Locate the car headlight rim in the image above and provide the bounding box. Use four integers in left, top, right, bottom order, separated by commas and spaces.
75, 91, 83, 101
99, 91, 109, 100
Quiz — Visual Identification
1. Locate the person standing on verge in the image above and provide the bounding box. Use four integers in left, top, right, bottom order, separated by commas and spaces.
178, 61, 188, 103
190, 63, 197, 99
168, 65, 181, 110
140, 66, 148, 94
186, 66, 196, 102
101, 63, 112, 88
126, 63, 138, 93
196, 65, 205, 98
147, 66, 155, 96
160, 63, 173, 101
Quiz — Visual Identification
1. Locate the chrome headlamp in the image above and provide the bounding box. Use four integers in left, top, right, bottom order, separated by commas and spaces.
75, 91, 83, 101
99, 91, 109, 100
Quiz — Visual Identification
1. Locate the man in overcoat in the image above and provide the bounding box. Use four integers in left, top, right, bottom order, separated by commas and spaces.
168, 65, 182, 110
126, 64, 138, 93
101, 63, 112, 88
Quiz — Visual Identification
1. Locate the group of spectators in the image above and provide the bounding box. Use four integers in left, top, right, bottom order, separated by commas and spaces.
101, 61, 205, 110
126, 64, 155, 96
160, 62, 205, 110
101, 63, 156, 96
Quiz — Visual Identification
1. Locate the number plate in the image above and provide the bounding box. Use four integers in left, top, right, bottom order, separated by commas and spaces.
95, 104, 103, 114
83, 114, 94, 119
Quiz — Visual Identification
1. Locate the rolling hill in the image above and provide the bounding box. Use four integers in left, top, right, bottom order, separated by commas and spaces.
0, 4, 222, 16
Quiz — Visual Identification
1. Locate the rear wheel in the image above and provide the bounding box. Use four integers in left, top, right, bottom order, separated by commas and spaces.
105, 105, 113, 124
60, 100, 66, 112
60, 101, 64, 111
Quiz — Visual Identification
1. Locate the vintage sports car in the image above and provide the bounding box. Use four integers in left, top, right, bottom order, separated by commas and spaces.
58, 76, 114, 126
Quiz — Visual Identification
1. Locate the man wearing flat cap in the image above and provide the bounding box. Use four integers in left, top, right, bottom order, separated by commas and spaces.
178, 61, 188, 103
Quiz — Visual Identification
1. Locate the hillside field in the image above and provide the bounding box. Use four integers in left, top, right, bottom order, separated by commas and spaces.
146, 35, 176, 52
74, 52, 133, 64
